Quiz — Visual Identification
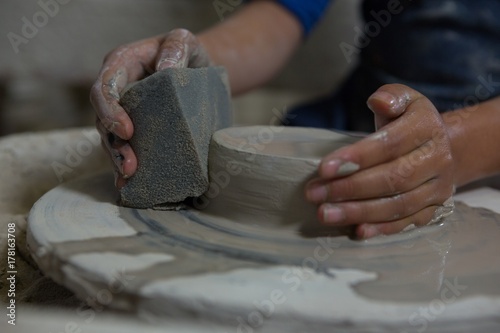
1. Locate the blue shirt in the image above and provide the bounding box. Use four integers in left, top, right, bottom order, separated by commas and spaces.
275, 0, 332, 36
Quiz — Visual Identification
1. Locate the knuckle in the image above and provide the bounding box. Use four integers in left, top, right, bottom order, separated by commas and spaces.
384, 162, 406, 192
346, 202, 368, 224
333, 178, 356, 200
380, 133, 399, 159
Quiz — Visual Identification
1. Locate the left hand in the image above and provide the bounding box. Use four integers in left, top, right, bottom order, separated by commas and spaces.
305, 84, 455, 239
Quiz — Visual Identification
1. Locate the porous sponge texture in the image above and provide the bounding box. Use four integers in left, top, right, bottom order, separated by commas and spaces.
119, 67, 232, 209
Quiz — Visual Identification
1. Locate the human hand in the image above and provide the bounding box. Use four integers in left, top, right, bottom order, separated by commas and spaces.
305, 84, 455, 239
90, 29, 212, 188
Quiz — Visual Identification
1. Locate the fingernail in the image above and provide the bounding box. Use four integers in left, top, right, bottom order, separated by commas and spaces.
369, 91, 411, 114
337, 162, 360, 177
322, 204, 345, 224
361, 225, 380, 239
307, 185, 328, 202
368, 91, 396, 110
321, 159, 342, 177
156, 58, 178, 71
322, 159, 359, 178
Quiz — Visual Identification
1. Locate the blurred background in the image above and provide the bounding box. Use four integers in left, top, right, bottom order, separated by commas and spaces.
0, 0, 361, 135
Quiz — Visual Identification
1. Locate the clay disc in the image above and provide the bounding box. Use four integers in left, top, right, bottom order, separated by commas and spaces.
27, 169, 500, 332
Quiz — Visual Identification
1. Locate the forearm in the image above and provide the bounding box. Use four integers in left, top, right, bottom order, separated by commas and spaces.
197, 0, 302, 95
444, 96, 500, 187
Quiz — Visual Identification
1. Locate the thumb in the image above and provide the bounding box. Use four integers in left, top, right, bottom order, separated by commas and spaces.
367, 84, 413, 130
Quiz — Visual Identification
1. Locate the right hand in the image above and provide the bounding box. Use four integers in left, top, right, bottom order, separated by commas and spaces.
90, 29, 212, 188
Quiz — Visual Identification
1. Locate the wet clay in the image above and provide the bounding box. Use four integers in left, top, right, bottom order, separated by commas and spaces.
202, 127, 359, 227
27, 125, 500, 332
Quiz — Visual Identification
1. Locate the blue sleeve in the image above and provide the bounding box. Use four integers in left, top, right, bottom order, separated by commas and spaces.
275, 0, 333, 36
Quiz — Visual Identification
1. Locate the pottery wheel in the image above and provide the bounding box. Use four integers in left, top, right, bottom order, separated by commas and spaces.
27, 167, 500, 332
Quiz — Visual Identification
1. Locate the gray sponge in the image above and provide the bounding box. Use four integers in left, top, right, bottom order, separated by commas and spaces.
119, 67, 232, 209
